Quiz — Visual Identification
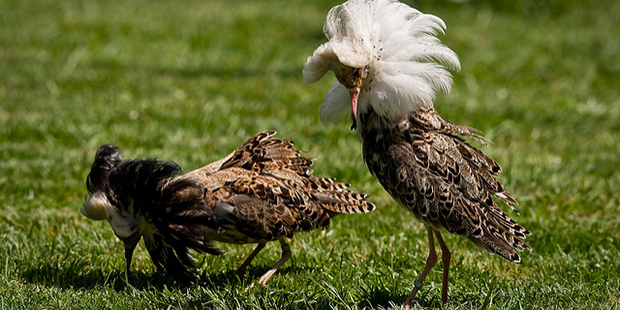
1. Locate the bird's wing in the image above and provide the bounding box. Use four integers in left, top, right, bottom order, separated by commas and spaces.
204, 172, 327, 241
176, 131, 375, 242
219, 130, 310, 174
204, 171, 374, 241
181, 131, 308, 180
364, 112, 530, 263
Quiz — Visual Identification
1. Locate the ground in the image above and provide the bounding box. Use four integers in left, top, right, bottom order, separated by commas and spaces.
1, 0, 619, 309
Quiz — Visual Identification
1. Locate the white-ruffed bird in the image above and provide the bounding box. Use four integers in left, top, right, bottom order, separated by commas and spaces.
81, 131, 375, 285
303, 0, 531, 305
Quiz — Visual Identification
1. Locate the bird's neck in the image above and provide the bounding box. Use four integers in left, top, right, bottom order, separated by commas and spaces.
356, 108, 450, 143
356, 107, 401, 143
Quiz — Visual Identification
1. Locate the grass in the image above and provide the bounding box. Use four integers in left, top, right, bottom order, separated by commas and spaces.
1, 0, 619, 308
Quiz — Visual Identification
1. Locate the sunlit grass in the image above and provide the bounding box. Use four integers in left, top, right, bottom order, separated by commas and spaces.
1, 0, 619, 309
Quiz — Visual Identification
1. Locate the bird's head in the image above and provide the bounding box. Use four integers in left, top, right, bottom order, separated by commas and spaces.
81, 146, 218, 282
81, 145, 123, 221
81, 145, 144, 272
330, 63, 367, 121
304, 0, 460, 128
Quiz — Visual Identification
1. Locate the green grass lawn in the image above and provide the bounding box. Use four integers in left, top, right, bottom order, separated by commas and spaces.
1, 0, 619, 308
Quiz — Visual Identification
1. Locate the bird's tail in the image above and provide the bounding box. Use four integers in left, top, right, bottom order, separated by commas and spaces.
316, 192, 376, 214
310, 179, 376, 214
467, 207, 532, 263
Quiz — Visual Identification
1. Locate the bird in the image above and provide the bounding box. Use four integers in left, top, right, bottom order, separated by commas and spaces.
303, 0, 531, 305
80, 131, 375, 285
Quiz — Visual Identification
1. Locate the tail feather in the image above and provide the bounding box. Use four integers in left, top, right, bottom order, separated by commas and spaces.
468, 214, 531, 264
314, 191, 375, 214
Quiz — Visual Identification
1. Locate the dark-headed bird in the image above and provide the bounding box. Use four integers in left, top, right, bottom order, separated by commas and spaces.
303, 0, 531, 305
81, 131, 375, 284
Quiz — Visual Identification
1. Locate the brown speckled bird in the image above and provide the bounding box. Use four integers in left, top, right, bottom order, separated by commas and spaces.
303, 0, 531, 305
81, 131, 375, 284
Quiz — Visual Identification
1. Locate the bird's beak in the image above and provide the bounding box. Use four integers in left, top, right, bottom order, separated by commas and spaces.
350, 87, 360, 120
123, 232, 141, 275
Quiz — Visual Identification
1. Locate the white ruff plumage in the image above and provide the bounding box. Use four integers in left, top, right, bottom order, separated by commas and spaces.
304, 0, 531, 306
303, 0, 460, 125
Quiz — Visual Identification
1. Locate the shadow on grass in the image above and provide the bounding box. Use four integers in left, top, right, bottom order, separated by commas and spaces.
19, 259, 302, 293
356, 284, 444, 309
19, 261, 227, 291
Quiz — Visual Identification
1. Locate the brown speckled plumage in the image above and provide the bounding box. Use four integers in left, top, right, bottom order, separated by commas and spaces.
178, 131, 375, 242
303, 0, 531, 304
361, 109, 531, 263
357, 107, 532, 305
81, 131, 374, 284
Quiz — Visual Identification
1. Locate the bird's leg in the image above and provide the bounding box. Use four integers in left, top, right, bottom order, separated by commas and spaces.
124, 247, 134, 281
237, 240, 267, 275
257, 239, 291, 286
122, 233, 141, 284
404, 228, 437, 307
434, 230, 451, 305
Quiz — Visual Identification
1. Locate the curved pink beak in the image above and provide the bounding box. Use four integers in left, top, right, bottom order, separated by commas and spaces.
350, 88, 360, 120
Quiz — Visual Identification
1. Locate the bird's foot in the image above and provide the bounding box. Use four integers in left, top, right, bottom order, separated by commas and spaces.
244, 282, 256, 292
257, 269, 277, 286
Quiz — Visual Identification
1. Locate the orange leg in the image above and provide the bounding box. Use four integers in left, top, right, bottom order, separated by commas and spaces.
434, 230, 451, 305
236, 240, 266, 275
257, 239, 291, 286
404, 228, 437, 307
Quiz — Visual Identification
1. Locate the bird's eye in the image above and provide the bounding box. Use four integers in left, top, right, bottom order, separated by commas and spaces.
352, 68, 361, 79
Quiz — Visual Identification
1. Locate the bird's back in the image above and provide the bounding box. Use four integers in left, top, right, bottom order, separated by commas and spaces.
361, 109, 530, 263
177, 131, 375, 243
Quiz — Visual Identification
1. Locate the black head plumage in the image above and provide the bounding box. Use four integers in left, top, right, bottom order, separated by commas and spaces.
86, 145, 123, 194
84, 145, 223, 284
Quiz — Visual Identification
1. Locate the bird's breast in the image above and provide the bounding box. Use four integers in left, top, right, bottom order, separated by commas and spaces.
361, 125, 449, 231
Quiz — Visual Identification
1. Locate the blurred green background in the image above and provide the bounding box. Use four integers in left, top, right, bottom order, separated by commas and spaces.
1, 0, 618, 309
